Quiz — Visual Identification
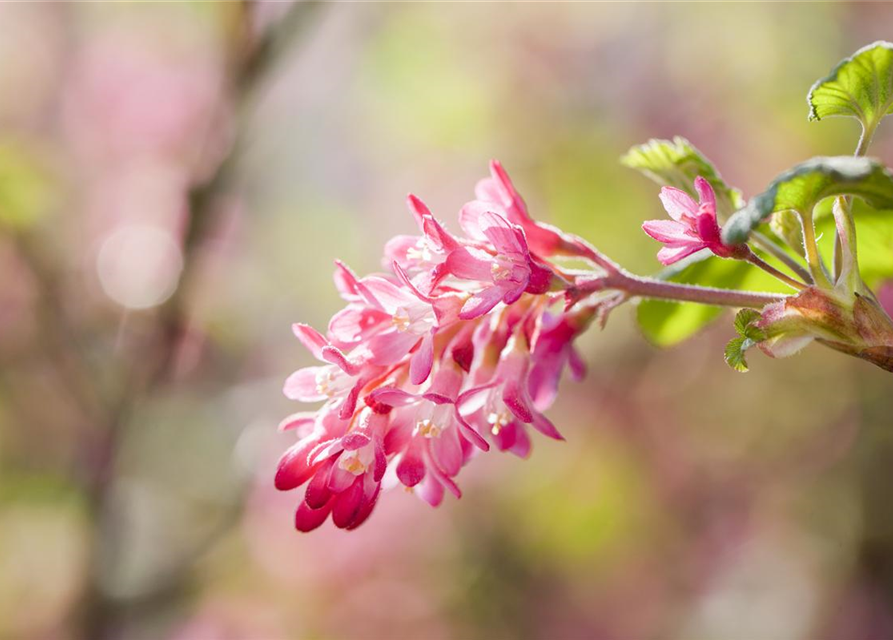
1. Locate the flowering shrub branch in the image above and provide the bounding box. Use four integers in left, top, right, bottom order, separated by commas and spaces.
279, 41, 893, 532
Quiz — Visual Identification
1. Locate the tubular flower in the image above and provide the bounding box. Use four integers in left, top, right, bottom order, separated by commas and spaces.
642, 176, 749, 265
277, 162, 602, 532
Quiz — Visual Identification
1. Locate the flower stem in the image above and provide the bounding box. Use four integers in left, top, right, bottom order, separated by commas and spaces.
575, 270, 787, 309
745, 252, 808, 290
750, 231, 813, 284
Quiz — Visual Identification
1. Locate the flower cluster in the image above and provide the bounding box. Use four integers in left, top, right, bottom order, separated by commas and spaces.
276, 162, 600, 531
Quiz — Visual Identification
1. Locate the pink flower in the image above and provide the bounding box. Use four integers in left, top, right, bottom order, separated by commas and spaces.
446, 209, 553, 319
474, 160, 584, 259
642, 176, 747, 265
457, 337, 564, 458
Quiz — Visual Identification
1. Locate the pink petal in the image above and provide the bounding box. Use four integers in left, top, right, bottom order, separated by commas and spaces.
454, 408, 490, 451
503, 380, 534, 424
295, 498, 332, 533
397, 443, 426, 487
656, 243, 706, 265
406, 193, 431, 227
304, 457, 336, 509
332, 476, 365, 529
361, 276, 415, 315
274, 437, 322, 490
694, 176, 716, 212
480, 211, 527, 256
341, 432, 371, 451
346, 482, 381, 530
367, 329, 421, 365
291, 324, 328, 360
333, 260, 360, 300
432, 426, 463, 477
283, 367, 328, 402
417, 474, 444, 507
328, 463, 358, 493
321, 345, 362, 376
531, 411, 564, 441
445, 246, 494, 281
458, 200, 498, 240
384, 234, 423, 265
410, 330, 435, 385
459, 286, 505, 320
277, 412, 317, 433
370, 387, 421, 407
658, 187, 699, 221
328, 306, 388, 347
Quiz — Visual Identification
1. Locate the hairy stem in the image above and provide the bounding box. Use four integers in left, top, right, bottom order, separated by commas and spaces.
750, 231, 813, 284
575, 270, 787, 309
745, 251, 808, 290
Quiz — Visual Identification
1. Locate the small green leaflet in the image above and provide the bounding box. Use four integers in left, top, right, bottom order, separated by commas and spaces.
722, 156, 893, 244
724, 309, 767, 373
621, 136, 744, 221
808, 41, 893, 134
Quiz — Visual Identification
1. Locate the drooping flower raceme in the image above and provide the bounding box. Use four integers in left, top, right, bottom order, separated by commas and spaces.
277, 162, 606, 532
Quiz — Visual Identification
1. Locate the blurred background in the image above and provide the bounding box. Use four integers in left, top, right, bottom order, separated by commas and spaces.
2, 2, 893, 639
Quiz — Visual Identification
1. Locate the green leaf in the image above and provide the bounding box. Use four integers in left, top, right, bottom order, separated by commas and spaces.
808, 41, 893, 134
722, 156, 893, 244
734, 308, 761, 335
724, 336, 752, 373
621, 136, 744, 220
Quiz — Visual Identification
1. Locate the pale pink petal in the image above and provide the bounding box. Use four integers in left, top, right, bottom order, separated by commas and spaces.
480, 211, 527, 257
458, 200, 499, 241
367, 329, 421, 365
658, 187, 699, 221
432, 426, 463, 476
383, 234, 423, 265
328, 306, 388, 347
369, 387, 421, 407
417, 474, 444, 507
410, 330, 435, 385
291, 323, 328, 360
459, 286, 505, 320
321, 345, 362, 376
328, 464, 358, 493
277, 412, 317, 433
361, 276, 415, 314
656, 243, 706, 265
642, 219, 692, 243
445, 246, 494, 281
283, 367, 328, 402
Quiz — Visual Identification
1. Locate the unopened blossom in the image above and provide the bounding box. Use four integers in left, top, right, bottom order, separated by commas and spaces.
642, 176, 748, 265
277, 162, 599, 532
